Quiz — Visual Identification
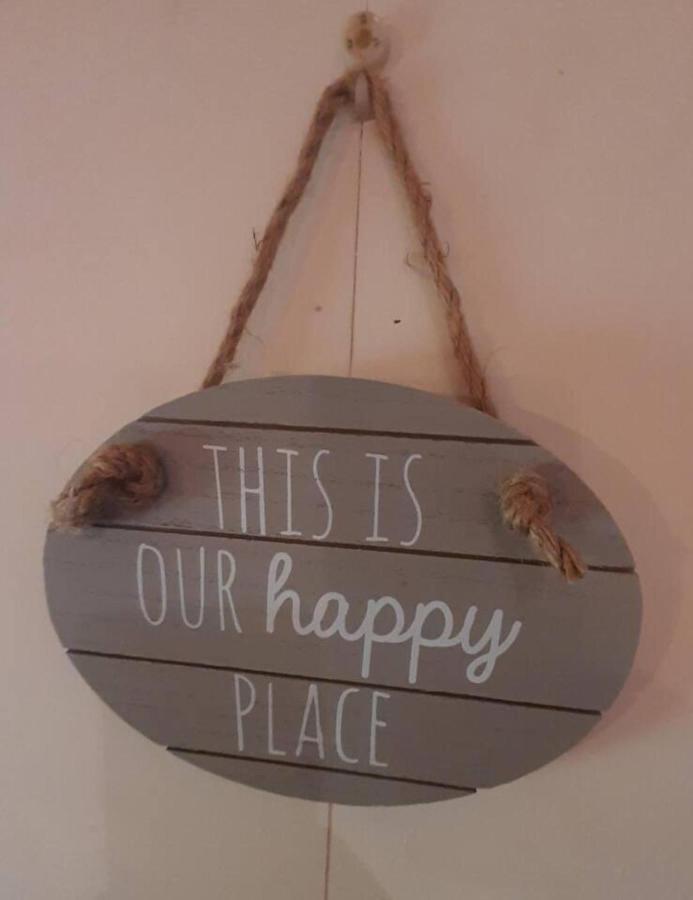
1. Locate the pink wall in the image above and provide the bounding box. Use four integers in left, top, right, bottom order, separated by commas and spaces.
2, 2, 692, 897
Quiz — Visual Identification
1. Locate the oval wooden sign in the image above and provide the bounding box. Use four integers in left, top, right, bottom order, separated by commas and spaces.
44, 376, 641, 805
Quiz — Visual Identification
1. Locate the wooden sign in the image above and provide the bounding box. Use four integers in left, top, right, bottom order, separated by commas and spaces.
44, 376, 641, 805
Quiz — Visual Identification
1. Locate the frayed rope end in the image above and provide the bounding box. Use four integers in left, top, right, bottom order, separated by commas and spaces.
500, 471, 587, 582
50, 442, 165, 530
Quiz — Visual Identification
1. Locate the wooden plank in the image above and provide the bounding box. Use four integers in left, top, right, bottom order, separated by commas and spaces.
146, 375, 517, 441
69, 653, 598, 794
104, 418, 633, 568
45, 528, 640, 710
171, 750, 472, 806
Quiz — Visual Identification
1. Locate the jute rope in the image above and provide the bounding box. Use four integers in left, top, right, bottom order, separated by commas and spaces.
367, 72, 494, 416
202, 70, 493, 415
50, 66, 585, 580
500, 472, 586, 582
51, 443, 165, 531
202, 72, 358, 390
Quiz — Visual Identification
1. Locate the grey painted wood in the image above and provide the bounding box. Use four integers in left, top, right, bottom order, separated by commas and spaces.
106, 419, 633, 568
171, 749, 472, 805
46, 527, 640, 710
69, 653, 598, 793
45, 376, 642, 805
147, 375, 517, 441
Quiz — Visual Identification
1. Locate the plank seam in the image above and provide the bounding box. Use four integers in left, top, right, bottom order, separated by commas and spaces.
167, 746, 476, 793
139, 415, 536, 445
89, 522, 635, 574
67, 649, 603, 716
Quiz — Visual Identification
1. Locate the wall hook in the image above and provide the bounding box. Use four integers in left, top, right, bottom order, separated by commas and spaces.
344, 11, 389, 123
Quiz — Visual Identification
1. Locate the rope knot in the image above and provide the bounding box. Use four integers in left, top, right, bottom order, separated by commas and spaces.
500, 472, 586, 582
501, 471, 552, 530
51, 442, 165, 530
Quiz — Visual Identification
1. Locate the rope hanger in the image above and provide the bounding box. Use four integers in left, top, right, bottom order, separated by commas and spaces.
201, 65, 493, 415
50, 12, 585, 582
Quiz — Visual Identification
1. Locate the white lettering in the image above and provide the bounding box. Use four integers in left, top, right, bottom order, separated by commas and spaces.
267, 681, 287, 757
239, 446, 266, 535
136, 543, 167, 626
352, 596, 407, 679
369, 691, 390, 768
311, 449, 333, 540
266, 552, 312, 636
462, 608, 523, 684
400, 453, 423, 547
177, 546, 205, 630
277, 448, 302, 536
233, 674, 256, 753
403, 600, 455, 684
217, 549, 242, 633
365, 453, 389, 543
295, 683, 325, 760
335, 688, 360, 764
203, 444, 228, 530
312, 591, 349, 638
263, 552, 522, 686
